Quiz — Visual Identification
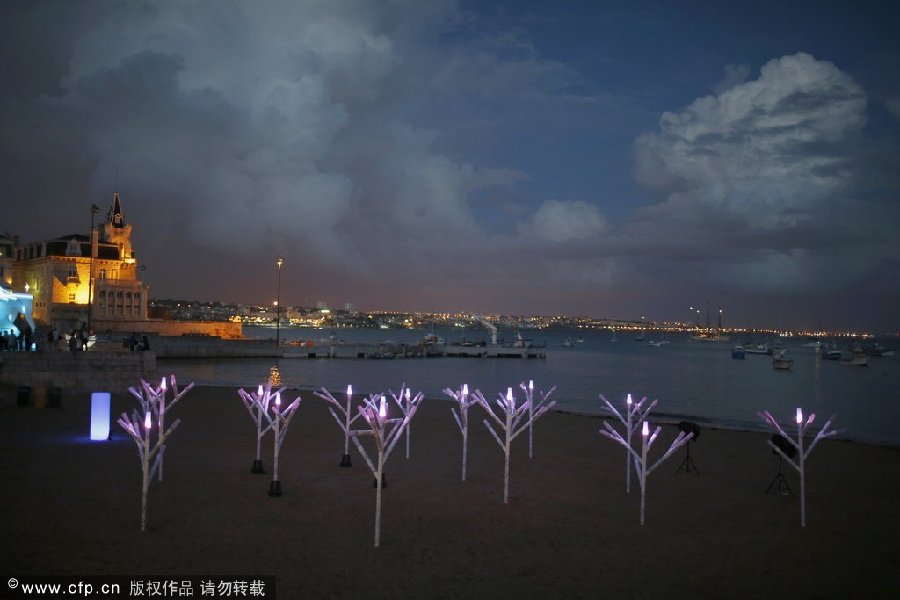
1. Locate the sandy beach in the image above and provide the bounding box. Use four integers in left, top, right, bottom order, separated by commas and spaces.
1, 383, 899, 599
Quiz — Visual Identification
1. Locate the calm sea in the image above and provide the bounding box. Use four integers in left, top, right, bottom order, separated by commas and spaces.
160, 326, 900, 447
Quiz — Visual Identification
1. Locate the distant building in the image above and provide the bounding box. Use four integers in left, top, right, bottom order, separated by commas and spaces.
3, 193, 243, 339
4, 193, 148, 332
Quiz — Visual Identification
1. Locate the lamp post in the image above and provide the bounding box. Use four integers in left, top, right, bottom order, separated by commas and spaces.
275, 257, 284, 347
86, 204, 100, 334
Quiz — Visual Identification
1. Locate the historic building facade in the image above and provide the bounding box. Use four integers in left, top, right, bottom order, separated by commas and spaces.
6, 193, 148, 331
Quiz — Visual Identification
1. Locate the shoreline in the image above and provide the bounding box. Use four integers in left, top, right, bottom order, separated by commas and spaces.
119, 377, 900, 450
2, 384, 898, 597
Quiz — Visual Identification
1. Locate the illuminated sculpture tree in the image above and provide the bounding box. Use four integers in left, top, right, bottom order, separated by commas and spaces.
758, 408, 838, 527
314, 384, 361, 467
600, 393, 656, 494
266, 389, 302, 497
388, 384, 416, 459
520, 380, 556, 459
118, 375, 194, 531
350, 392, 422, 547
474, 386, 557, 504
600, 417, 692, 525
238, 382, 281, 473
443, 383, 479, 481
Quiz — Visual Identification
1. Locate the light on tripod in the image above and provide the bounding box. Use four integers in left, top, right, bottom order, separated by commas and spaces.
676, 421, 700, 475
766, 433, 795, 495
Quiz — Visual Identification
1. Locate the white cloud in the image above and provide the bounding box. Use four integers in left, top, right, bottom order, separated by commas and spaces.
517, 199, 609, 243
628, 52, 881, 292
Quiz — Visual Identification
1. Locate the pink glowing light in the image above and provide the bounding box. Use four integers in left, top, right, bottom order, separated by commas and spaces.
160, 377, 167, 392
347, 384, 353, 397
257, 384, 263, 398
506, 387, 513, 403
796, 408, 803, 424
529, 380, 534, 391
627, 393, 633, 406
642, 421, 649, 436
275, 392, 281, 408
379, 395, 387, 418
405, 388, 411, 401
144, 411, 152, 430
462, 383, 468, 396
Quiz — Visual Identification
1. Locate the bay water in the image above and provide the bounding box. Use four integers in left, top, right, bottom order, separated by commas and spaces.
160, 326, 900, 446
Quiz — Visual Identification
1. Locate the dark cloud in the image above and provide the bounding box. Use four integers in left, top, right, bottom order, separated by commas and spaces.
2, 4, 898, 330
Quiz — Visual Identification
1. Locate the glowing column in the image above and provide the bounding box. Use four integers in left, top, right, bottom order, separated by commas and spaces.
90, 392, 111, 441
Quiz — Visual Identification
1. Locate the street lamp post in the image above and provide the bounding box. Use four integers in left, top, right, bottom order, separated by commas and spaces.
275, 258, 284, 347
86, 204, 101, 335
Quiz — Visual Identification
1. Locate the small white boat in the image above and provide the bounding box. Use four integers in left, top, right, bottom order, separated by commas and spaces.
691, 333, 730, 342
743, 343, 770, 355
841, 352, 868, 367
773, 349, 793, 370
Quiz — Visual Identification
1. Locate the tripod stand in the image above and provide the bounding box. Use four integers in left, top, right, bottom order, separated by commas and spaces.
676, 442, 699, 475
765, 454, 793, 496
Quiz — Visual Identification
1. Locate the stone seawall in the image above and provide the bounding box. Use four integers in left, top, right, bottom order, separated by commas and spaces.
151, 335, 279, 358
93, 318, 242, 339
0, 350, 157, 390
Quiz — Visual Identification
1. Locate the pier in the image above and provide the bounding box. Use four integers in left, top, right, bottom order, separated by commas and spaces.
147, 334, 547, 359
279, 340, 547, 360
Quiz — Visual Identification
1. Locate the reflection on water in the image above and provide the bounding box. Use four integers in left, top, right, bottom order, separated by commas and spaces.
269, 365, 283, 386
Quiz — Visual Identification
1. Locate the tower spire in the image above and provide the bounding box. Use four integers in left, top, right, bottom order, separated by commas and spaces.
108, 192, 126, 228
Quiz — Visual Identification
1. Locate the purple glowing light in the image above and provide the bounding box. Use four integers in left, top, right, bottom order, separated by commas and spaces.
528, 380, 534, 391
257, 384, 263, 398
379, 395, 387, 418
642, 421, 649, 436
347, 384, 353, 397
462, 383, 468, 396
506, 387, 513, 403
144, 411, 152, 430
160, 377, 167, 391
89, 392, 111, 441
627, 393, 633, 406
796, 408, 803, 424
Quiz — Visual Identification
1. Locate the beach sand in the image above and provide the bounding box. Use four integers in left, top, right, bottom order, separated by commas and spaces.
1, 384, 899, 599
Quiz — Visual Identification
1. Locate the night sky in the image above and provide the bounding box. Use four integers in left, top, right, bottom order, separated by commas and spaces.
3, 1, 899, 331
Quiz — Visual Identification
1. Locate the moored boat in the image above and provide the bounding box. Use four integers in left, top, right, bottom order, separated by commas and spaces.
773, 349, 793, 370
743, 342, 771, 355
731, 346, 746, 359
840, 352, 868, 367
864, 343, 894, 357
